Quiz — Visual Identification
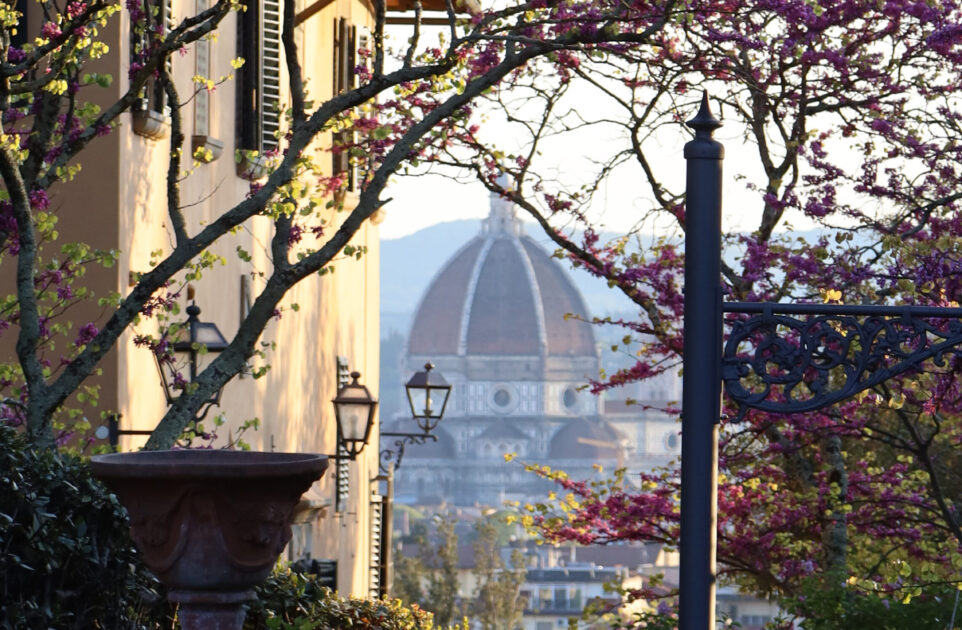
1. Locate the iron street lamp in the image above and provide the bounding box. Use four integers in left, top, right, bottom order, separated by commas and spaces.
374, 361, 451, 599
332, 370, 378, 459
404, 362, 452, 434
379, 362, 451, 474
157, 302, 230, 413
106, 303, 229, 450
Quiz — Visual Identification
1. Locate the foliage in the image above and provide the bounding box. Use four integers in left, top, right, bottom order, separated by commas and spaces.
472, 517, 525, 630
247, 567, 466, 630
393, 513, 529, 629
610, 607, 679, 630
0, 0, 678, 453
784, 571, 962, 630
392, 545, 427, 612
392, 516, 464, 624
427, 516, 463, 626
0, 423, 173, 629
392, 515, 465, 626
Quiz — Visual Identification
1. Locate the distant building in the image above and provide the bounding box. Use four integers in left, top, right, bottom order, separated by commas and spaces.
395, 535, 649, 630
518, 544, 653, 630
388, 181, 681, 507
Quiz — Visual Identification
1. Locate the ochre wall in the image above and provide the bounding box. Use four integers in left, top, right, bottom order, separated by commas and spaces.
39, 0, 381, 598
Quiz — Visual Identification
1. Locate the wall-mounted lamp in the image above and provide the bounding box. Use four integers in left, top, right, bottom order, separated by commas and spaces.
109, 302, 229, 451
373, 361, 451, 599
156, 303, 230, 419
380, 362, 451, 474
332, 371, 378, 459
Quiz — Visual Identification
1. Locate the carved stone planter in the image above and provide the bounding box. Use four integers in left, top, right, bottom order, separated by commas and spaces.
90, 450, 328, 630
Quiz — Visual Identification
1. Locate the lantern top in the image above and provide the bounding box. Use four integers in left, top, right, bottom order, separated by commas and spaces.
172, 303, 230, 352
404, 363, 449, 389
335, 371, 377, 402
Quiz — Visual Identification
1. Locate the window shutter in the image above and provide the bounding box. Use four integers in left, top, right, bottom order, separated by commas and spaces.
194, 0, 210, 137
237, 0, 259, 150
332, 19, 370, 192
369, 490, 384, 597
260, 0, 282, 151
335, 356, 351, 513
131, 0, 173, 115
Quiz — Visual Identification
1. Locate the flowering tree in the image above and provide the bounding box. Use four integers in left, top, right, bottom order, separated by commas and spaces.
0, 0, 680, 450
415, 0, 962, 616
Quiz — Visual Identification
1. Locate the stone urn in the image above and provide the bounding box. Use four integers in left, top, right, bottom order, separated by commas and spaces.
90, 450, 328, 630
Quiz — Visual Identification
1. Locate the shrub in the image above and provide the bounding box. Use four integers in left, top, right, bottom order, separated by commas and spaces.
0, 422, 449, 629
0, 424, 173, 629
248, 568, 465, 630
786, 571, 961, 630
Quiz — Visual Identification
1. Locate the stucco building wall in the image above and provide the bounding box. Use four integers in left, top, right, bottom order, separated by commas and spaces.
8, 0, 381, 597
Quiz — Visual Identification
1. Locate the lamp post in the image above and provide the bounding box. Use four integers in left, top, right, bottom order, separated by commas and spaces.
380, 362, 452, 472
679, 91, 724, 630
374, 362, 451, 598
107, 303, 228, 450
679, 92, 962, 630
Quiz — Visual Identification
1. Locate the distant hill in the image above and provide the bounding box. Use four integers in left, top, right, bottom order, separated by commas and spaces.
380, 219, 639, 336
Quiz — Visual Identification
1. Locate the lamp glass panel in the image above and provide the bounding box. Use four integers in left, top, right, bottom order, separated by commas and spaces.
431, 385, 451, 414
340, 401, 370, 441
192, 321, 229, 348
195, 349, 217, 376
407, 387, 428, 417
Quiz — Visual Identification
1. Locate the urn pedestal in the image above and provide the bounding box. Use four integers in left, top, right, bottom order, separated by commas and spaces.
90, 450, 329, 630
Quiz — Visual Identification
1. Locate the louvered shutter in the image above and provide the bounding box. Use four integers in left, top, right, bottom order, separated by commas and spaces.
260, 0, 282, 151
131, 0, 173, 115
335, 356, 351, 513
369, 490, 384, 597
194, 0, 210, 136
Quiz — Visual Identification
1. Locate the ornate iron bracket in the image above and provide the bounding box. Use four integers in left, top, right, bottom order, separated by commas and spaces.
721, 302, 962, 419
378, 431, 437, 474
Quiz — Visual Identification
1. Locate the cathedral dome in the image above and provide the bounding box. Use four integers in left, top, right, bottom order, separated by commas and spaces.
407, 188, 596, 358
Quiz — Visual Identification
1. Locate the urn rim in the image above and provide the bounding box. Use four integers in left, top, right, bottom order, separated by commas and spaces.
90, 450, 329, 480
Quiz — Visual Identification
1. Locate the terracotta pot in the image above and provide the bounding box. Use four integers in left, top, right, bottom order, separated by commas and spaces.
90, 450, 328, 630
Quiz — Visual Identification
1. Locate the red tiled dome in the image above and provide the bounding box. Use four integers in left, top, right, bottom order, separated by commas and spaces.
407, 208, 596, 358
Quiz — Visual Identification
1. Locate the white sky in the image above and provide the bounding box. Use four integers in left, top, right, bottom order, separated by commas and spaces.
376, 26, 834, 242
378, 129, 818, 242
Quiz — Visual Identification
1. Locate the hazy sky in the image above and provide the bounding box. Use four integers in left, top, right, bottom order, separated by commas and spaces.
376, 26, 836, 243
378, 129, 802, 242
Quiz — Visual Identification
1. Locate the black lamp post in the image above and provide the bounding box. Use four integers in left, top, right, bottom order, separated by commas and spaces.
332, 371, 378, 459
679, 92, 962, 630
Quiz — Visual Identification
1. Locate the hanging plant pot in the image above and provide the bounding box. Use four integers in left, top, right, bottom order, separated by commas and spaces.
91, 450, 328, 630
